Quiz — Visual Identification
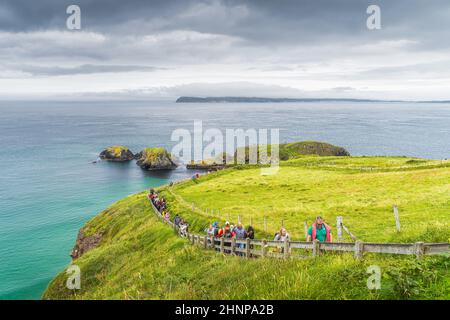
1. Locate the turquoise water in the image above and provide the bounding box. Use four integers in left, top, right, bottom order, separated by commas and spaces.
0, 100, 449, 299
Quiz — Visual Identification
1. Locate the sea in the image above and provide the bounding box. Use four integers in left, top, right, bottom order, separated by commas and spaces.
0, 100, 449, 299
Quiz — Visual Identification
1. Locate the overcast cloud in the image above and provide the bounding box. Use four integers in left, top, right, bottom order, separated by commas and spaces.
0, 0, 449, 100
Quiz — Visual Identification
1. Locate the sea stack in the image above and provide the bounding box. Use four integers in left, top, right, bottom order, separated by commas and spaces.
99, 146, 135, 162
135, 147, 177, 170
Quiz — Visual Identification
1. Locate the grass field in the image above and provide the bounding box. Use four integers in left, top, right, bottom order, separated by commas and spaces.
161, 156, 450, 243
43, 156, 450, 300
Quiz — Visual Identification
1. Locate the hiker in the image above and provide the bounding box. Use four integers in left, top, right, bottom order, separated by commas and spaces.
234, 222, 247, 256
164, 211, 170, 222
307, 216, 332, 242
221, 222, 235, 253
211, 222, 221, 251
179, 219, 188, 237
174, 214, 181, 227
206, 224, 215, 237
246, 226, 255, 240
160, 198, 167, 211
274, 227, 289, 254
274, 227, 289, 241
234, 222, 247, 240
246, 226, 255, 257
210, 221, 219, 237
218, 221, 235, 238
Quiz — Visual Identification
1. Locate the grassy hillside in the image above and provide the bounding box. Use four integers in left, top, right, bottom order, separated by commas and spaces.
161, 156, 450, 243
43, 156, 450, 300
235, 140, 350, 162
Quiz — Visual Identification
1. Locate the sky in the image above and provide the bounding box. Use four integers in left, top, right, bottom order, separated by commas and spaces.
1, 0, 450, 100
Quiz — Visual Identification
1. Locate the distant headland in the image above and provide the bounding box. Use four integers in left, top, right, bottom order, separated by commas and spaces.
176, 96, 450, 103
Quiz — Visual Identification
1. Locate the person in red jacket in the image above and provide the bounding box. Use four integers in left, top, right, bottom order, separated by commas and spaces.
217, 221, 235, 238
307, 216, 332, 242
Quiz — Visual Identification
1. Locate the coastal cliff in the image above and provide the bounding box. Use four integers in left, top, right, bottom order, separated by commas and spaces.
43, 155, 450, 300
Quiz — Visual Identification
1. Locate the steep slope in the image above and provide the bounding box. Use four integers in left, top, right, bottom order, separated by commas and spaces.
43, 156, 450, 300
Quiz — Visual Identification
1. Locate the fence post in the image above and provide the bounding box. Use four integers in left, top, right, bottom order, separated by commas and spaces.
354, 240, 364, 259
262, 239, 267, 257
304, 221, 308, 240
203, 236, 207, 249
284, 239, 290, 259
337, 216, 343, 242
220, 237, 225, 253
246, 238, 251, 258
393, 205, 401, 232
414, 242, 425, 260
312, 239, 320, 257
210, 236, 215, 249
231, 237, 236, 255
192, 203, 195, 211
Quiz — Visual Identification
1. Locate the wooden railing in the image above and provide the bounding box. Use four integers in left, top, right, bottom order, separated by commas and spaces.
150, 199, 449, 260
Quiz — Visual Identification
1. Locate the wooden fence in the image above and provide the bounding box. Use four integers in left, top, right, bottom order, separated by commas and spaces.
150, 199, 449, 260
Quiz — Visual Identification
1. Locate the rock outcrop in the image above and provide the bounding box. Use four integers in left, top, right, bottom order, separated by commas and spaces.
135, 148, 177, 170
282, 141, 350, 157
70, 229, 103, 260
99, 146, 134, 162
233, 141, 350, 164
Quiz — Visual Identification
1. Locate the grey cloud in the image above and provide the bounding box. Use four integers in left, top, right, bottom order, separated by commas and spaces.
1, 0, 450, 100
15, 64, 161, 76
2, 0, 450, 47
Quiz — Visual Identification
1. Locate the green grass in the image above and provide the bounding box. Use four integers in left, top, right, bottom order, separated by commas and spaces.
163, 156, 450, 243
106, 145, 130, 157
140, 147, 171, 162
43, 156, 450, 300
43, 192, 449, 300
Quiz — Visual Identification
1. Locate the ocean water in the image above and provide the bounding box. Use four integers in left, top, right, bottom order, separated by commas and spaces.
0, 100, 449, 299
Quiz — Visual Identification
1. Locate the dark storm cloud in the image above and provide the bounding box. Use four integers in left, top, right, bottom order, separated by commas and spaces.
2, 0, 450, 47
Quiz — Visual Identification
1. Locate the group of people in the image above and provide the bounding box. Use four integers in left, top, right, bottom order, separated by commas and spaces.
148, 188, 333, 249
148, 189, 189, 236
272, 216, 333, 243
205, 221, 255, 255
206, 221, 255, 240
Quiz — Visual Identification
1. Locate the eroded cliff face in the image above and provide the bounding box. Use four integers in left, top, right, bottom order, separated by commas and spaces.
70, 229, 103, 260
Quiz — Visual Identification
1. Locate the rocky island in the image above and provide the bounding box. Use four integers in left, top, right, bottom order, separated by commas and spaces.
99, 146, 135, 162
135, 147, 177, 170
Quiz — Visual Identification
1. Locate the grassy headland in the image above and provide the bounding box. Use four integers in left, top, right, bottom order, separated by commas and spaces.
43, 156, 450, 299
